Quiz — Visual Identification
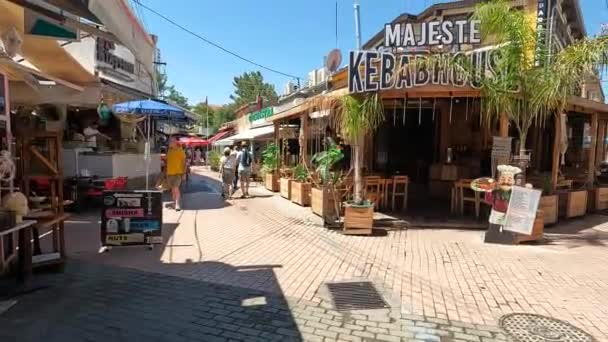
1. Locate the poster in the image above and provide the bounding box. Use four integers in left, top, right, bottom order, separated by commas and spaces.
101, 191, 163, 246
503, 186, 541, 235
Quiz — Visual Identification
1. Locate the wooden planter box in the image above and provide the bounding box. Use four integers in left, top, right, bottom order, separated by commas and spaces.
280, 178, 292, 199
312, 187, 338, 217
265, 172, 279, 192
596, 187, 608, 211
514, 210, 544, 243
343, 204, 373, 235
539, 195, 558, 225
291, 181, 311, 206
558, 190, 587, 218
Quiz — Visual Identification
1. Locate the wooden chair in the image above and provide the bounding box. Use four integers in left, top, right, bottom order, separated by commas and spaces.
364, 176, 382, 209
391, 176, 409, 211
454, 179, 481, 218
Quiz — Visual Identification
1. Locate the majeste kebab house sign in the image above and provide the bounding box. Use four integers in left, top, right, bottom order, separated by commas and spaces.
348, 19, 495, 93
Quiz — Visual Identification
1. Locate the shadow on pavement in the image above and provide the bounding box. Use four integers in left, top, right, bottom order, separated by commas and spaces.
0, 260, 302, 342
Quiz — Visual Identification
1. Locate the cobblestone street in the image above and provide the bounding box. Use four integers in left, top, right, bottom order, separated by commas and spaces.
1, 168, 607, 341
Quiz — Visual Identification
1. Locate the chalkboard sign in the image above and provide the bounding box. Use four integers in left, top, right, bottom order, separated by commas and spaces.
503, 186, 541, 235
101, 191, 163, 246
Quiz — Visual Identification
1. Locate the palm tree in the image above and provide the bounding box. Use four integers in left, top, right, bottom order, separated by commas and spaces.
333, 93, 384, 205
425, 0, 608, 173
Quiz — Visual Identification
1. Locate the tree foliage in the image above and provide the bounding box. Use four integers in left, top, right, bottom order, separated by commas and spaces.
421, 0, 608, 156
165, 85, 189, 109
230, 71, 278, 106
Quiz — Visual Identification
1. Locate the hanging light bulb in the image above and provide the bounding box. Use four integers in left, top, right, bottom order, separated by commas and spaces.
432, 98, 436, 122
449, 96, 453, 124
403, 96, 407, 126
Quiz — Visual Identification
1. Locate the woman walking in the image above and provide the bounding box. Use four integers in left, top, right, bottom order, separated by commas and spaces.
219, 147, 236, 199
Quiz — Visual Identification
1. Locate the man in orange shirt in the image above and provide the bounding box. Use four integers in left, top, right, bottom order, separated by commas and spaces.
165, 137, 186, 210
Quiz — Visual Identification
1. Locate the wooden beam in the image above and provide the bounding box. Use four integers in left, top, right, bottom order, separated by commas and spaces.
551, 114, 562, 191
588, 112, 599, 187
29, 146, 58, 175
439, 100, 450, 163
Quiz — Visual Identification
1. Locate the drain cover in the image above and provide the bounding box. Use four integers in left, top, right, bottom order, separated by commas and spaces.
499, 313, 596, 342
326, 281, 390, 311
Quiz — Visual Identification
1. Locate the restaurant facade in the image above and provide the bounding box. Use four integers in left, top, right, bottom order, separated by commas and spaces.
269, 0, 608, 228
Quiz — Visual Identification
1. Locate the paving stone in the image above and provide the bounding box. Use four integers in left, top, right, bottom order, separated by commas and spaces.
376, 333, 402, 342
343, 323, 364, 331
465, 328, 493, 338
329, 326, 352, 335
415, 321, 438, 328
454, 332, 482, 342
352, 330, 375, 339
306, 321, 330, 330
356, 320, 378, 327
301, 333, 324, 342
337, 334, 363, 342
314, 329, 338, 339
414, 333, 441, 342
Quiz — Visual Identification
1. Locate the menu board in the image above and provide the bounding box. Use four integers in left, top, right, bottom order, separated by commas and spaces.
491, 137, 512, 158
101, 191, 163, 246
503, 186, 541, 235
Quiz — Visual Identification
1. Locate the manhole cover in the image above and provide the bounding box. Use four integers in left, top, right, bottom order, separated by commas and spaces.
325, 281, 390, 311
499, 313, 596, 342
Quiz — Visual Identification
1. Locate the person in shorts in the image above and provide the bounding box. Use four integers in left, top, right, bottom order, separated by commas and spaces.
231, 144, 241, 194
219, 147, 236, 199
166, 137, 186, 210
236, 141, 254, 198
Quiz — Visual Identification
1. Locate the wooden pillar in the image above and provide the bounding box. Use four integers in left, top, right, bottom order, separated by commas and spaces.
588, 112, 599, 187
273, 121, 280, 169
551, 114, 562, 191
499, 113, 509, 137
596, 120, 606, 167
300, 113, 309, 166
438, 100, 451, 163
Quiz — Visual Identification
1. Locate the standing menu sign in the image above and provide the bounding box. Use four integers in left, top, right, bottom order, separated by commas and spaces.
503, 186, 541, 235
491, 136, 512, 178
101, 191, 163, 246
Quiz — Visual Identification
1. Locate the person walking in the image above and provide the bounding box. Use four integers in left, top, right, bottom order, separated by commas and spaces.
231, 144, 241, 195
219, 147, 236, 199
166, 137, 187, 211
236, 141, 254, 198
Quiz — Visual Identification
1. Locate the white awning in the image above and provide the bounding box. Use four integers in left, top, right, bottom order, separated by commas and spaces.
213, 125, 274, 146
88, 0, 155, 77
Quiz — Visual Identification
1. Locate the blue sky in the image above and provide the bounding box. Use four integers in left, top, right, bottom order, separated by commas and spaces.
136, 0, 608, 106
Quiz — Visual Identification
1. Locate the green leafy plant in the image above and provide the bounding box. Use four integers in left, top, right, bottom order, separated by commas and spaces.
261, 142, 279, 173
311, 142, 344, 185
208, 150, 221, 172
333, 93, 384, 205
293, 164, 309, 183
542, 174, 553, 195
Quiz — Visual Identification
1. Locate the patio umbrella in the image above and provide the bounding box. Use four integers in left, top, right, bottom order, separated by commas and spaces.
112, 99, 186, 120
112, 99, 187, 190
178, 137, 208, 147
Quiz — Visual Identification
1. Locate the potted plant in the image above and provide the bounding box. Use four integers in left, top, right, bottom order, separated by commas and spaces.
311, 142, 344, 223
333, 94, 384, 235
539, 175, 558, 225
290, 164, 312, 206
261, 143, 279, 192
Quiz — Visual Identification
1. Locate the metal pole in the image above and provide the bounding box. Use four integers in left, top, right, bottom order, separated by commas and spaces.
354, 0, 362, 49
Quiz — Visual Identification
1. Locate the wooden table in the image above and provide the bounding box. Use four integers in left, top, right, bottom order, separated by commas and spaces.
0, 220, 37, 285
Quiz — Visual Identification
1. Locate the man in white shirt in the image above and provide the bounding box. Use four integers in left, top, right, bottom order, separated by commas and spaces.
236, 141, 254, 198
83, 122, 110, 149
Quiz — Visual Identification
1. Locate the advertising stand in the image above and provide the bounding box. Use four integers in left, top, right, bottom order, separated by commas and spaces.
100, 190, 162, 251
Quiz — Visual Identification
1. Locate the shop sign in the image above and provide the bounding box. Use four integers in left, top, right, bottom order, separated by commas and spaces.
503, 186, 541, 235
382, 20, 480, 49
348, 47, 498, 93
96, 37, 135, 75
534, 0, 548, 66
248, 107, 273, 123
101, 191, 163, 247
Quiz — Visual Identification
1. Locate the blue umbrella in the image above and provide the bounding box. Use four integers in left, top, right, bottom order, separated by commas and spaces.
112, 99, 186, 120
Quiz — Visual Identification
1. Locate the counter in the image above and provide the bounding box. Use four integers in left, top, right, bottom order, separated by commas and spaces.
63, 149, 161, 186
